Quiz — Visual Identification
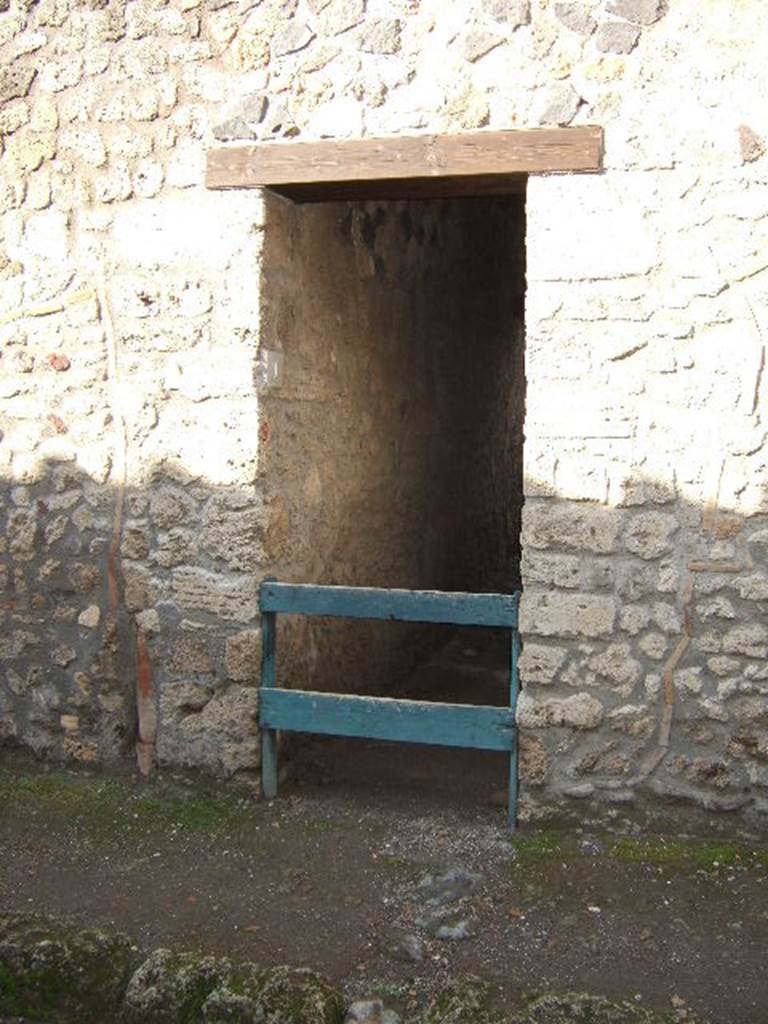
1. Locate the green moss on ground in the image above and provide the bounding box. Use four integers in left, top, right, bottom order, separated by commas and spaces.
0, 764, 251, 843
510, 827, 768, 877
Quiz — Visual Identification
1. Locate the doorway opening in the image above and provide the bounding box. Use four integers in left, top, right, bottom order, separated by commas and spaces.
259, 191, 526, 807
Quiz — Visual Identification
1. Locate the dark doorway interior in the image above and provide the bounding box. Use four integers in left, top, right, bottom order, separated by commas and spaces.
259, 192, 526, 801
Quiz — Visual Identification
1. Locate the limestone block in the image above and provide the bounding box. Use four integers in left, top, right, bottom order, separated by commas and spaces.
78, 605, 101, 628
122, 563, 158, 613
594, 21, 640, 54
483, 0, 530, 26
357, 19, 401, 54
169, 637, 214, 675
707, 655, 741, 677
737, 574, 768, 601
225, 629, 262, 682
461, 30, 504, 63
624, 511, 677, 559
588, 642, 642, 689
608, 704, 655, 737
677, 667, 704, 694
134, 159, 164, 198
619, 604, 650, 635
150, 487, 197, 529
537, 83, 582, 127
637, 631, 667, 659
169, 685, 259, 776
199, 506, 265, 572
517, 692, 604, 729
0, 63, 36, 103
312, 0, 365, 37
722, 624, 768, 659
519, 642, 567, 684
272, 21, 315, 57
522, 551, 581, 588
172, 568, 258, 623
520, 590, 616, 639
519, 733, 548, 784
605, 0, 663, 24
522, 502, 620, 554
554, 2, 596, 35
7, 509, 38, 559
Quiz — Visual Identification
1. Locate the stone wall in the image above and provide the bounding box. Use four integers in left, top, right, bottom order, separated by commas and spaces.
0, 0, 766, 823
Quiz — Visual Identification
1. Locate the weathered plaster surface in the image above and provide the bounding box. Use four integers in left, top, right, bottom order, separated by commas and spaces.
0, 0, 766, 822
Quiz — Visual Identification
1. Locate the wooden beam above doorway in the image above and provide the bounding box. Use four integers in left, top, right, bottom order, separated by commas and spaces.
205, 126, 603, 202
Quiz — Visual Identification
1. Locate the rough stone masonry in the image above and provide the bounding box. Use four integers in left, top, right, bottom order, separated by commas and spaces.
0, 0, 766, 825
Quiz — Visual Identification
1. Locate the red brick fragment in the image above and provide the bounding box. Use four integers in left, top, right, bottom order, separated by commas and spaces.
47, 353, 71, 371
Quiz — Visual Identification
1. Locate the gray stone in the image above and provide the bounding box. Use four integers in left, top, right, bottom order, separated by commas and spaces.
0, 62, 36, 103
523, 503, 620, 554
520, 591, 616, 639
554, 2, 597, 35
381, 926, 424, 963
517, 692, 604, 729
483, 0, 530, 26
416, 867, 480, 905
605, 0, 664, 25
315, 0, 366, 36
346, 998, 384, 1023
538, 82, 582, 126
722, 624, 768, 659
434, 918, 476, 941
358, 18, 401, 54
589, 642, 642, 690
462, 30, 504, 63
272, 21, 315, 57
624, 512, 677, 559
594, 20, 641, 53
519, 642, 568, 684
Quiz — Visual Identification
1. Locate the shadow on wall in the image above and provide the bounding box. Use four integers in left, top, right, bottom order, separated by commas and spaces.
1, 454, 767, 823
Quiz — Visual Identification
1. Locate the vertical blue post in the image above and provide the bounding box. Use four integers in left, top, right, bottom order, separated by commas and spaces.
260, 578, 278, 799
508, 594, 521, 830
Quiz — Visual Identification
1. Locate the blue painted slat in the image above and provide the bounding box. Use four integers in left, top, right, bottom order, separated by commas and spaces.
260, 582, 519, 628
260, 689, 516, 752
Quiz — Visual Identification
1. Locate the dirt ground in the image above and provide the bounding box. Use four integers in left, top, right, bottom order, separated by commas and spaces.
1, 733, 767, 1024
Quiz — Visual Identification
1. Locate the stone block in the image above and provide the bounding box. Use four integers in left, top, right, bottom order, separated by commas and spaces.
225, 629, 262, 682
588, 642, 642, 690
554, 2, 596, 35
172, 568, 258, 623
520, 591, 616, 639
517, 692, 604, 729
605, 0, 663, 24
357, 19, 401, 54
594, 21, 640, 54
722, 625, 768, 659
0, 62, 36, 103
519, 643, 567, 684
522, 502, 620, 554
522, 551, 581, 588
624, 511, 677, 559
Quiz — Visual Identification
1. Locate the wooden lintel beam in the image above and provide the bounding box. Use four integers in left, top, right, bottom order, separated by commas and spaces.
205, 126, 603, 200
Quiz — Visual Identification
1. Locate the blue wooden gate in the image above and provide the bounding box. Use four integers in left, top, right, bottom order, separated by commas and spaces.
259, 579, 522, 827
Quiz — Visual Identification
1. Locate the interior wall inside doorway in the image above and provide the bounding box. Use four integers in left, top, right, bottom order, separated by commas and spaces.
259, 192, 526, 694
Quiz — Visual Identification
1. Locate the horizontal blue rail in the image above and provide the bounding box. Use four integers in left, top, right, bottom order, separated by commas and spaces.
260, 581, 519, 628
260, 689, 516, 752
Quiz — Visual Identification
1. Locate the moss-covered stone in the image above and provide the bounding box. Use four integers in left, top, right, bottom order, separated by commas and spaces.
121, 949, 344, 1024
413, 976, 506, 1024
516, 992, 709, 1024
0, 913, 139, 1023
